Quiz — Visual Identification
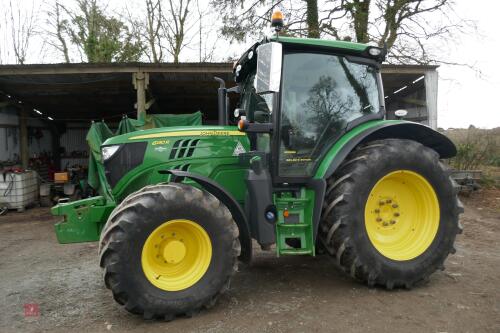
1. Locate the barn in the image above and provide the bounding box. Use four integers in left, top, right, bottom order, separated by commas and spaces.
0, 62, 438, 176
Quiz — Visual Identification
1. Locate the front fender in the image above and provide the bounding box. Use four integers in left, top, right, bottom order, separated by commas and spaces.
315, 120, 456, 179
160, 169, 252, 263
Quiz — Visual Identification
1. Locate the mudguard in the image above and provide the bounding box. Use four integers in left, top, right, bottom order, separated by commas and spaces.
160, 169, 252, 263
315, 121, 457, 180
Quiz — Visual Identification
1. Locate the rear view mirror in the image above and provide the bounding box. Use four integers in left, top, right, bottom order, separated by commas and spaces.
254, 42, 282, 94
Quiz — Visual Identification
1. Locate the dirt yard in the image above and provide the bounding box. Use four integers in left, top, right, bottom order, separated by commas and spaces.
0, 189, 499, 333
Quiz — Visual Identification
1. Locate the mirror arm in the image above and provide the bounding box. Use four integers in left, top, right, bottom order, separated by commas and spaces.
227, 85, 241, 93
240, 121, 273, 133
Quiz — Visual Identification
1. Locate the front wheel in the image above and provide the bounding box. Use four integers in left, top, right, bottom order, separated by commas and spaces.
319, 139, 463, 289
98, 183, 240, 319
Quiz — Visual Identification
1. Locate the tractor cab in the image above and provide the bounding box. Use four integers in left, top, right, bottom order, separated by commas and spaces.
219, 35, 388, 254
234, 37, 385, 181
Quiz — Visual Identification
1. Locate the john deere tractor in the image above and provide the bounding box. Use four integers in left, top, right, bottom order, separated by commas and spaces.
52, 12, 462, 320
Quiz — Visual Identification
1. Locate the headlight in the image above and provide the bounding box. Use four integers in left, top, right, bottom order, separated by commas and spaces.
368, 47, 382, 56
101, 145, 121, 161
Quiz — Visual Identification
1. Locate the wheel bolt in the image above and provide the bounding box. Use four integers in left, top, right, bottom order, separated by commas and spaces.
390, 220, 396, 225
386, 199, 392, 204
394, 212, 400, 217
374, 209, 380, 213
376, 217, 382, 222
379, 200, 385, 205
392, 204, 398, 208
383, 222, 389, 226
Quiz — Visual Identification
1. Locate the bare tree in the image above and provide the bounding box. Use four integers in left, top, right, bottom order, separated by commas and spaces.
0, 12, 4, 63
144, 0, 164, 63
163, 0, 195, 63
8, 0, 38, 64
196, 0, 220, 62
44, 1, 71, 63
337, 0, 473, 65
214, 0, 472, 65
212, 0, 320, 41
129, 0, 199, 63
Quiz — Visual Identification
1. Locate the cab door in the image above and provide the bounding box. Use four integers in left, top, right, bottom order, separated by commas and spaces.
275, 50, 383, 182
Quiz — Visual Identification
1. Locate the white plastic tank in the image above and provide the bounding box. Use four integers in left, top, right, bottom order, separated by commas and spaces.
0, 171, 38, 212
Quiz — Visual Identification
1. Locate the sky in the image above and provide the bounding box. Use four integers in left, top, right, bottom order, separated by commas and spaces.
0, 0, 499, 129
436, 0, 500, 129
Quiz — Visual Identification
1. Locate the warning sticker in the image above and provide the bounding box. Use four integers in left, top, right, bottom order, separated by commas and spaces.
233, 141, 246, 156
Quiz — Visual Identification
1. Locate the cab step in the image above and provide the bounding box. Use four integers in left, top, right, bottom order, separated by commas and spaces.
274, 188, 315, 256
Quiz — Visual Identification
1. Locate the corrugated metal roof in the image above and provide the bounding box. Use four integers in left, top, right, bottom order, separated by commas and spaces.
0, 62, 436, 122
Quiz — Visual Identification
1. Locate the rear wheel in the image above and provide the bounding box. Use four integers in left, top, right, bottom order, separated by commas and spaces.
319, 139, 463, 289
99, 183, 240, 319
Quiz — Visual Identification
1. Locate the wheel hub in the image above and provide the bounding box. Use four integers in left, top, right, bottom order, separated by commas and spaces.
162, 239, 186, 264
373, 197, 400, 227
364, 170, 440, 261
141, 219, 212, 291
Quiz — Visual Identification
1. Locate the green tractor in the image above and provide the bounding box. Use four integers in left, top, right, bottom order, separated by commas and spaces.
52, 13, 462, 320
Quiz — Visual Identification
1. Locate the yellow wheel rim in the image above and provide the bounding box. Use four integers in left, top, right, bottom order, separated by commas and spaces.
364, 170, 440, 261
141, 219, 212, 291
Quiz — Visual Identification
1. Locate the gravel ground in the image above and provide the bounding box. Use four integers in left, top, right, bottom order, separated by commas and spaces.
0, 189, 499, 333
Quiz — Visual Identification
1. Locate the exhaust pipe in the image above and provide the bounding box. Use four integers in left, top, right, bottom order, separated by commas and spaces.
214, 77, 228, 126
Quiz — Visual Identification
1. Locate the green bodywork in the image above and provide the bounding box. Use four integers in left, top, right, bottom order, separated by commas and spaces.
314, 120, 404, 179
105, 126, 250, 202
51, 36, 403, 256
52, 125, 251, 243
52, 196, 115, 243
51, 120, 392, 246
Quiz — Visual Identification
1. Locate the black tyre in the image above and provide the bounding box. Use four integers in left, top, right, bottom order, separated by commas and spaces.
98, 183, 240, 320
318, 139, 463, 289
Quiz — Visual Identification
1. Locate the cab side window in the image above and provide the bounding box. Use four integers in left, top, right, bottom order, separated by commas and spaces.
279, 52, 381, 178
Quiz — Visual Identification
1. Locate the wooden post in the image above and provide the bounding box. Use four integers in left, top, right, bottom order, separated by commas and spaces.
19, 107, 29, 169
51, 127, 61, 171
424, 70, 438, 130
133, 72, 149, 120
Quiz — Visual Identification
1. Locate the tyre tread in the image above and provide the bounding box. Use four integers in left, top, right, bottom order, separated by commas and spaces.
318, 139, 463, 289
98, 183, 240, 320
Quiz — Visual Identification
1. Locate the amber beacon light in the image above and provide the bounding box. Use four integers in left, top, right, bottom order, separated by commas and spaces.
271, 10, 284, 31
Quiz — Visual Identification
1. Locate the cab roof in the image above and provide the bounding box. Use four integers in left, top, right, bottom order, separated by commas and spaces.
271, 36, 369, 53
233, 36, 383, 83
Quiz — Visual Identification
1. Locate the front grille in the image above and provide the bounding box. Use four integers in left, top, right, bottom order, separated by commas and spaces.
104, 142, 147, 188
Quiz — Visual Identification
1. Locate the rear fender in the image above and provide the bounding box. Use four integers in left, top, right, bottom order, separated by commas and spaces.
315, 121, 456, 179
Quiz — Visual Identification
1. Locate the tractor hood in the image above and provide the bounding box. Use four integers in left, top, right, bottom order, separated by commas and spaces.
100, 125, 250, 199
103, 125, 247, 145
